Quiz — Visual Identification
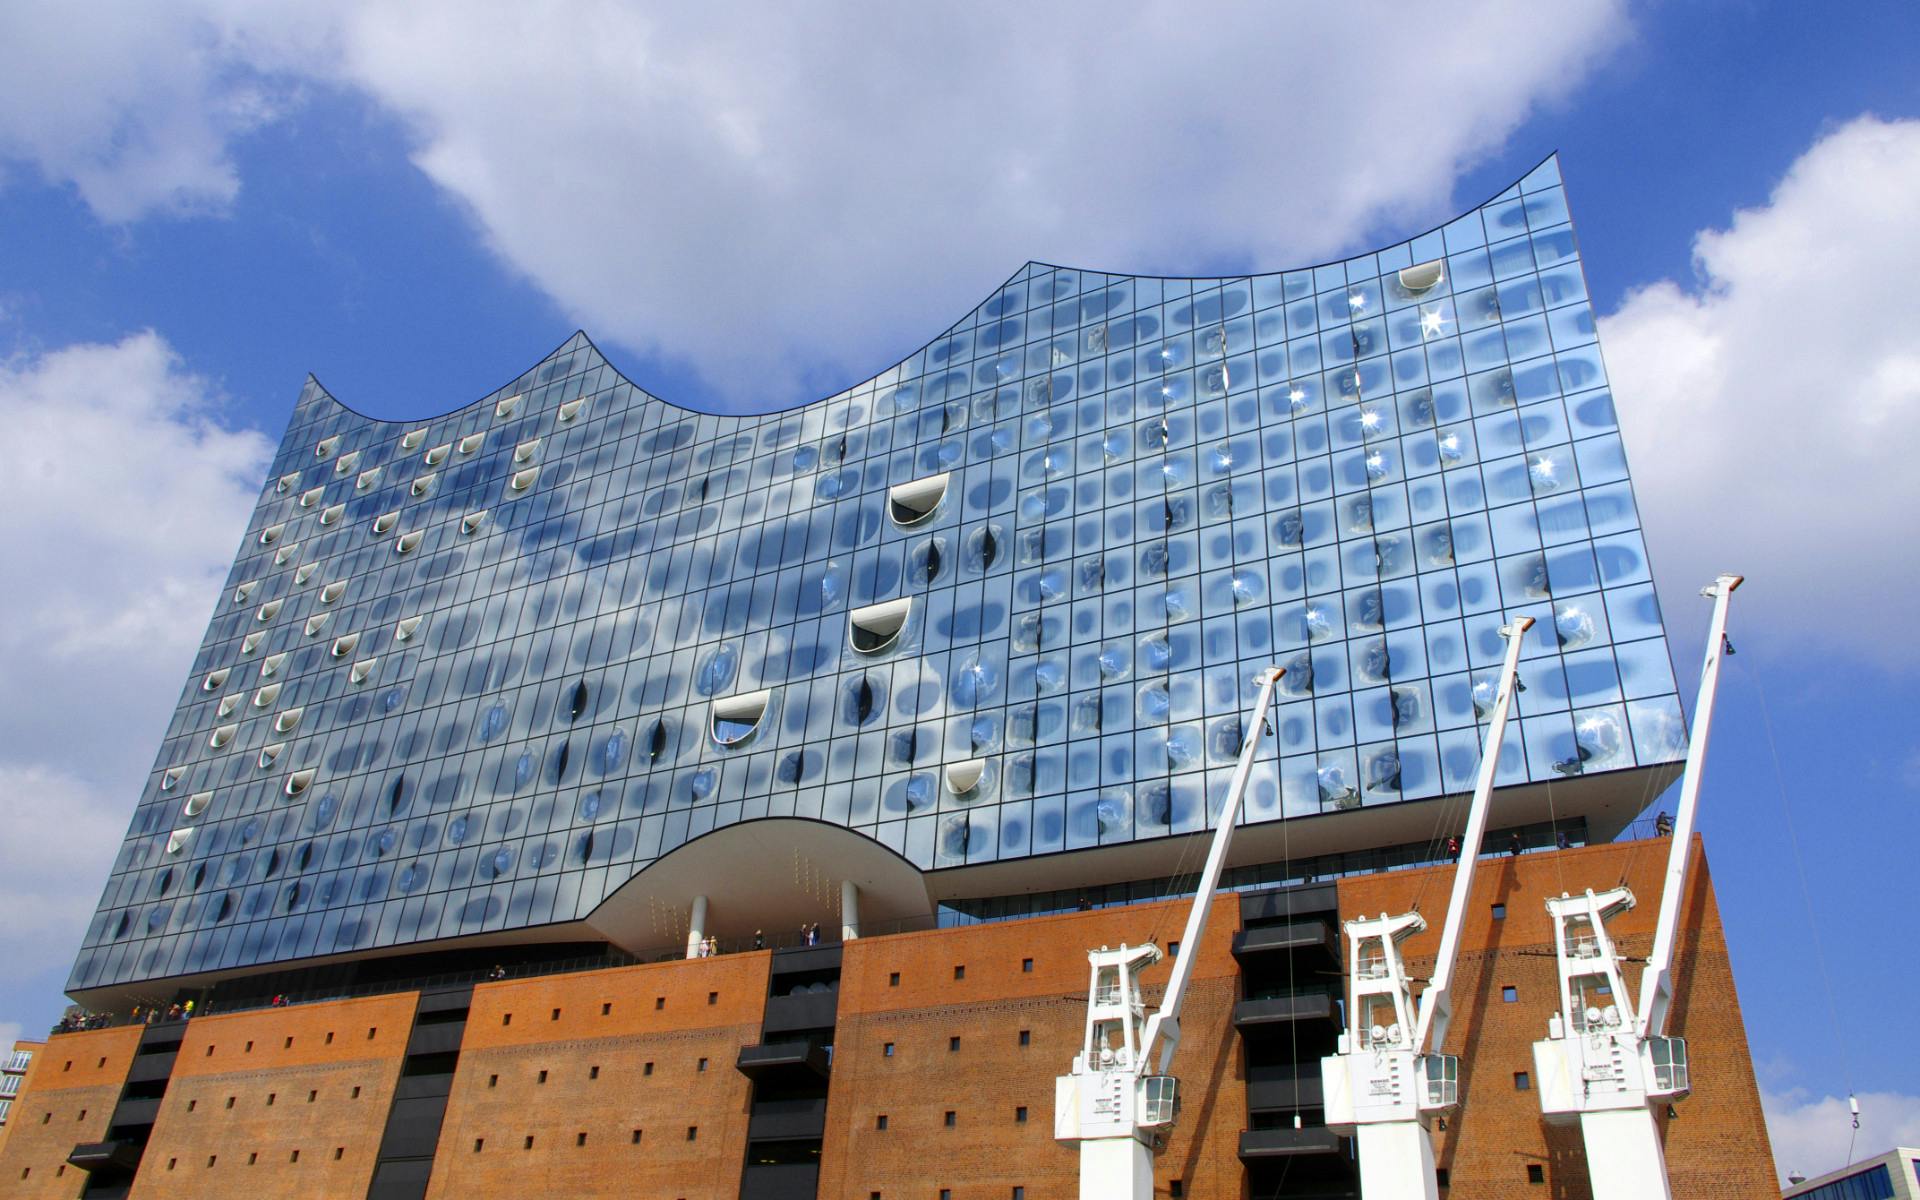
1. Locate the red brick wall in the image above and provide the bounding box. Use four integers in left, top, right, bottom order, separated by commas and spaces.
126, 992, 417, 1199
817, 900, 1247, 1200
0, 1025, 144, 1199
1334, 837, 1775, 1200
423, 954, 769, 1200
0, 840, 1776, 1199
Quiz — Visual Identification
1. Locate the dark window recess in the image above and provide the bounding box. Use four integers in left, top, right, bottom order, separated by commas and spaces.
944, 1111, 956, 1127
1527, 1164, 1545, 1184
401, 1052, 460, 1077
876, 1115, 888, 1130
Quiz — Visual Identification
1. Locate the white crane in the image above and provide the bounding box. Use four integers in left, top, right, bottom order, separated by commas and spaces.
1320, 617, 1535, 1199
1053, 665, 1285, 1200
1532, 574, 1741, 1198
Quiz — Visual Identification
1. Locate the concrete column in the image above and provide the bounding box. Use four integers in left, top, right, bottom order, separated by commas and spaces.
840, 880, 860, 942
686, 894, 708, 960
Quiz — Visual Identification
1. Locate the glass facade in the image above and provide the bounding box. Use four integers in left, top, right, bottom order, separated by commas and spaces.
70, 155, 1683, 993
1790, 1164, 1896, 1200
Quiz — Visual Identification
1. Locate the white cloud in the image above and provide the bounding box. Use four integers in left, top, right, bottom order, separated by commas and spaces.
0, 3, 288, 220
0, 333, 270, 1007
1765, 1084, 1920, 1187
0, 2, 1629, 403
1600, 116, 1920, 665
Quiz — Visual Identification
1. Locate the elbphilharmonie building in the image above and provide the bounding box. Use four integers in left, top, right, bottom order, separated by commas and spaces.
2, 157, 1783, 1200
70, 155, 1687, 1003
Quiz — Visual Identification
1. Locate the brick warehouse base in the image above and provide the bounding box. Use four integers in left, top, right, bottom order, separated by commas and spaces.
0, 837, 1774, 1199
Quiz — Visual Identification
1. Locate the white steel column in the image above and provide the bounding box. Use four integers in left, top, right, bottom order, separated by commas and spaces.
1581, 1109, 1673, 1197
1357, 1124, 1440, 1200
1079, 1139, 1153, 1200
685, 894, 708, 960
840, 880, 860, 941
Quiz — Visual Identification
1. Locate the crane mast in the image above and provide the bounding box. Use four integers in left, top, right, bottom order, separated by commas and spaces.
1054, 666, 1285, 1200
1320, 617, 1533, 1200
1532, 574, 1742, 1199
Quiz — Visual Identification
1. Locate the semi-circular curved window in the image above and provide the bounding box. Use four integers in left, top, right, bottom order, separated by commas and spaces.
304, 613, 329, 637
321, 580, 346, 604
259, 523, 285, 546
216, 695, 239, 718
203, 668, 230, 691
514, 438, 541, 463
253, 683, 281, 708
395, 615, 422, 643
209, 723, 237, 749
1398, 259, 1446, 295
319, 503, 345, 526
461, 510, 489, 534
372, 510, 398, 535
285, 769, 315, 796
349, 657, 378, 685
509, 467, 539, 493
276, 472, 299, 495
495, 393, 522, 419
888, 472, 949, 527
458, 432, 485, 455
849, 598, 912, 654
256, 599, 283, 623
411, 473, 436, 498
166, 828, 194, 855
183, 791, 211, 817
299, 486, 324, 508
710, 690, 771, 746
233, 581, 257, 605
161, 767, 184, 791
272, 541, 300, 567
356, 467, 381, 492
400, 428, 426, 452
331, 632, 360, 658
315, 435, 340, 460
425, 443, 450, 466
261, 652, 287, 678
557, 398, 585, 424
293, 562, 318, 585
274, 707, 304, 734
258, 742, 284, 769
241, 631, 265, 655
394, 530, 422, 555
333, 450, 360, 476
945, 759, 986, 795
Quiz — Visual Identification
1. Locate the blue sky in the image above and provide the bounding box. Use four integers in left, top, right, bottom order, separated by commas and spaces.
2, 1, 1916, 1178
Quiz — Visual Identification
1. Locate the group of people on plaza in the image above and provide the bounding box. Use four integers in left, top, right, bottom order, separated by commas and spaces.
691, 922, 821, 957
132, 1000, 195, 1023
55, 999, 202, 1034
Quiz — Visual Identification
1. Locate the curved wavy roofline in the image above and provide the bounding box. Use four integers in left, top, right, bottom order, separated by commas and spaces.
302, 151, 1561, 426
